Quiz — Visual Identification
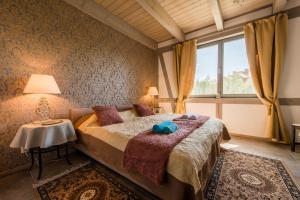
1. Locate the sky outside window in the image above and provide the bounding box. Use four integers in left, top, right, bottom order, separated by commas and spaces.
191, 44, 218, 95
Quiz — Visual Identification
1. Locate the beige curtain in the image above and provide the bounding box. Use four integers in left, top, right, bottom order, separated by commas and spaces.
173, 40, 197, 114
244, 13, 290, 143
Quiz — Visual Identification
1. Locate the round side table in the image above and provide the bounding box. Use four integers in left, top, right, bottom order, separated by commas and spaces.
10, 119, 77, 179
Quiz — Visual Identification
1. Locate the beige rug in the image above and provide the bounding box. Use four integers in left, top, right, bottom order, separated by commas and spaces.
205, 150, 300, 199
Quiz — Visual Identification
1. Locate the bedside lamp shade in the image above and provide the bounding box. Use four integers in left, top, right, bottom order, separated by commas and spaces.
23, 74, 61, 94
147, 86, 159, 96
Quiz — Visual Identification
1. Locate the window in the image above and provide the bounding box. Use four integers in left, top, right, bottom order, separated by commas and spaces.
191, 36, 256, 97
192, 44, 218, 95
223, 38, 255, 95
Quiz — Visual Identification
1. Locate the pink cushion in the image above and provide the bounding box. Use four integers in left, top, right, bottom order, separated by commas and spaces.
133, 104, 155, 117
92, 106, 123, 126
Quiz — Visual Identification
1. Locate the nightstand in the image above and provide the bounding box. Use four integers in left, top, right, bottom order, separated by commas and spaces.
10, 119, 77, 179
291, 123, 300, 152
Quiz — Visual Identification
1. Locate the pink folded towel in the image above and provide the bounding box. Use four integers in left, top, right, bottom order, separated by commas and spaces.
174, 114, 199, 121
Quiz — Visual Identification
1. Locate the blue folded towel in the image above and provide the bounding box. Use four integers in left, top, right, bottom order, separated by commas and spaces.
153, 121, 178, 134
162, 123, 178, 134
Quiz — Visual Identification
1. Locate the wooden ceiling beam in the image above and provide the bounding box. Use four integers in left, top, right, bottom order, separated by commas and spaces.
135, 0, 185, 42
64, 0, 157, 49
158, 6, 273, 48
160, 0, 297, 48
208, 0, 224, 31
273, 0, 287, 13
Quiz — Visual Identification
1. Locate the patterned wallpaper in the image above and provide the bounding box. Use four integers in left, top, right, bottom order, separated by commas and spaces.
0, 0, 157, 173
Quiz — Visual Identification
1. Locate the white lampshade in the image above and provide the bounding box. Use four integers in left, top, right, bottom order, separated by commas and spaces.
147, 86, 159, 96
23, 74, 61, 94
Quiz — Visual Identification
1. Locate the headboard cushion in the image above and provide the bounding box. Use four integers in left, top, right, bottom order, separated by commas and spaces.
69, 108, 93, 124
116, 104, 134, 112
69, 105, 134, 124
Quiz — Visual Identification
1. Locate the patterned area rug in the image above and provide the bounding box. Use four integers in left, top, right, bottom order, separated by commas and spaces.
36, 161, 159, 200
205, 150, 300, 199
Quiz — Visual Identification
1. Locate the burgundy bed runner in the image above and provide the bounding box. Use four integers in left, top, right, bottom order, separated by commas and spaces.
123, 115, 210, 185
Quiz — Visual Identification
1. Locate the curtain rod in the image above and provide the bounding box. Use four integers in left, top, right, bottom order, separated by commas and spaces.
196, 26, 244, 46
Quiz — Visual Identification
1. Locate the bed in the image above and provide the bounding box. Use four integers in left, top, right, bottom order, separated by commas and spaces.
70, 106, 230, 200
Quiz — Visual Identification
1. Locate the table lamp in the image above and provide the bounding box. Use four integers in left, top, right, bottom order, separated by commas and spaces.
23, 74, 61, 124
147, 86, 159, 108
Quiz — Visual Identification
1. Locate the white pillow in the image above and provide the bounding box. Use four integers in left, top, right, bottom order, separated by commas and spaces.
118, 109, 137, 121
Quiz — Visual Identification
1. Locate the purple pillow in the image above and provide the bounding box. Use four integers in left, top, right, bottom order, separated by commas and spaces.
92, 106, 123, 126
133, 103, 155, 117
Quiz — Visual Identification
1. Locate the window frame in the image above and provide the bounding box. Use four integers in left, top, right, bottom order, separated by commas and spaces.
190, 35, 257, 98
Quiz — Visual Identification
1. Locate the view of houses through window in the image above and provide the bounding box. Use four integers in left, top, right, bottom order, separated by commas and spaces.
191, 36, 256, 97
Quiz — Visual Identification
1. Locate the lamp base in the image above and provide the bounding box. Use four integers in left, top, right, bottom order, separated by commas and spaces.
152, 106, 161, 114
36, 96, 51, 121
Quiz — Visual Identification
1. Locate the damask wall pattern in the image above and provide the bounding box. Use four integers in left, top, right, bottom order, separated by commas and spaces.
0, 0, 157, 172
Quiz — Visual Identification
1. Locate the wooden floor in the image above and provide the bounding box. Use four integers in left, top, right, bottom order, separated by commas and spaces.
0, 152, 89, 200
0, 135, 299, 200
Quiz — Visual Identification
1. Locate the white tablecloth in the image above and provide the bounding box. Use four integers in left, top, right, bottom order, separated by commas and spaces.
10, 119, 77, 152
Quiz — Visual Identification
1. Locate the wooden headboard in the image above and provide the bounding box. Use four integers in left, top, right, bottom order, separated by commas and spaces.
69, 105, 134, 124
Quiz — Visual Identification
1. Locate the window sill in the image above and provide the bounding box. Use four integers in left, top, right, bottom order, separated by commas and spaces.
189, 95, 258, 99
187, 96, 261, 104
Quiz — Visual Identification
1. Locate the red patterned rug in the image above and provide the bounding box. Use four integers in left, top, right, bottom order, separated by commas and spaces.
36, 161, 159, 200
205, 150, 300, 199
